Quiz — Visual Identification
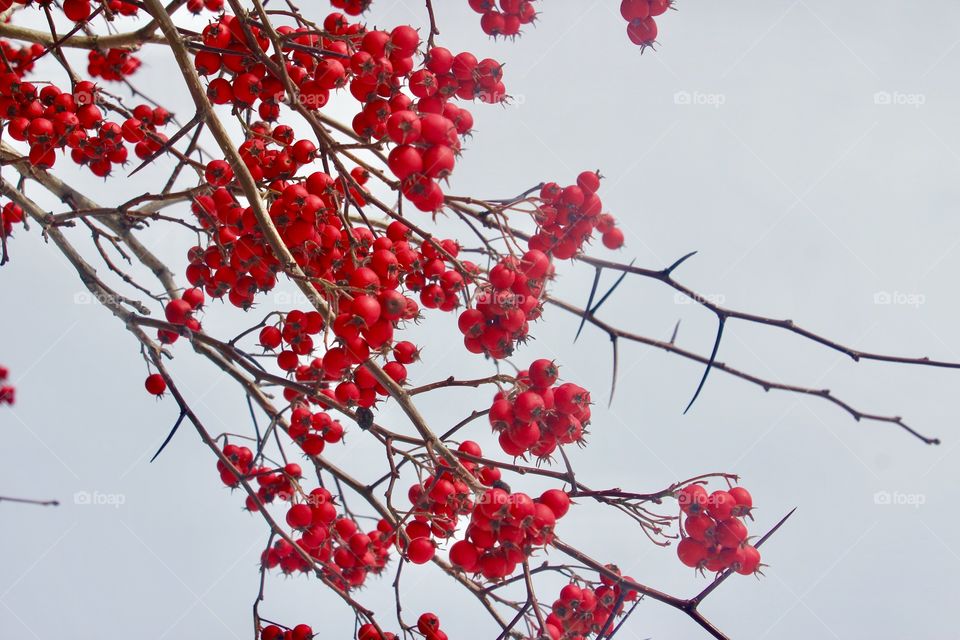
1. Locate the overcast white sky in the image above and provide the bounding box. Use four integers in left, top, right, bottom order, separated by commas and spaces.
2, 1, 960, 639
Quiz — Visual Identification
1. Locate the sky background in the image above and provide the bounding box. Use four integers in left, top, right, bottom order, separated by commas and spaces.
2, 1, 960, 639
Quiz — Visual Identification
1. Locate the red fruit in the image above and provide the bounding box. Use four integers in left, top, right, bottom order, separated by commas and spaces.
539, 489, 571, 518
528, 359, 559, 388
684, 514, 716, 542
648, 0, 670, 16
602, 228, 624, 249
182, 287, 205, 310
144, 373, 166, 396
677, 537, 709, 568
286, 503, 313, 529
737, 545, 761, 575
63, 0, 93, 21
677, 484, 708, 515
388, 145, 423, 180
417, 613, 440, 635
291, 624, 313, 640
449, 540, 480, 570
627, 17, 658, 47
716, 518, 748, 549
513, 390, 545, 421
165, 298, 193, 324
620, 0, 649, 20
259, 326, 282, 350
728, 486, 754, 517
706, 491, 736, 521
406, 537, 436, 564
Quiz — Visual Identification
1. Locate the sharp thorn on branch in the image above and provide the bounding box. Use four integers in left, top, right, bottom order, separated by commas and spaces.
683, 315, 725, 414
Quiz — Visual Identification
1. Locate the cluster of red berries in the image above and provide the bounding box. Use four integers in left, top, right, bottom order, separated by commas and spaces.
469, 0, 538, 38
402, 440, 501, 564
159, 287, 205, 342
216, 443, 257, 487
380, 45, 507, 211
329, 0, 371, 16
1, 75, 172, 174
246, 462, 305, 511
675, 483, 762, 576
63, 0, 216, 21
448, 484, 571, 580
457, 250, 549, 359
531, 172, 624, 258
356, 616, 444, 640
260, 623, 313, 640
275, 491, 393, 588
194, 9, 507, 212
187, 182, 477, 406
543, 569, 639, 640
186, 0, 225, 13
0, 365, 14, 406
87, 49, 141, 82
0, 39, 42, 77
1, 202, 24, 239
286, 405, 345, 456
620, 0, 672, 50
488, 359, 591, 458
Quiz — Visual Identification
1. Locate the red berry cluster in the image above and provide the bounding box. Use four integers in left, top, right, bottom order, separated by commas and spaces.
530, 172, 624, 258
329, 0, 372, 16
194, 9, 507, 212
0, 365, 14, 406
286, 405, 345, 456
675, 484, 762, 576
448, 484, 571, 580
457, 250, 549, 358
247, 462, 305, 510
216, 442, 257, 487
488, 359, 591, 458
0, 39, 42, 77
159, 288, 205, 342
274, 491, 393, 588
403, 440, 501, 565
186, 0, 225, 13
543, 570, 639, 640
620, 0, 672, 50
469, 0, 538, 38
1, 202, 24, 239
59, 0, 140, 19
1, 76, 172, 174
260, 623, 313, 640
87, 49, 142, 82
